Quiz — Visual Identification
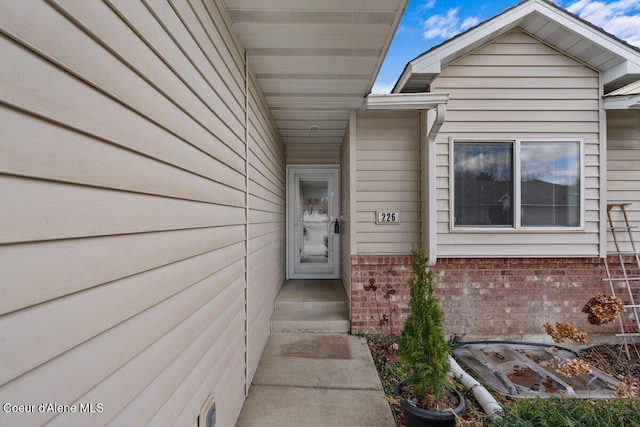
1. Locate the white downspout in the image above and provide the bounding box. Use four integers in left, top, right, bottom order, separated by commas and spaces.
449, 356, 503, 419
598, 71, 608, 259
426, 103, 446, 266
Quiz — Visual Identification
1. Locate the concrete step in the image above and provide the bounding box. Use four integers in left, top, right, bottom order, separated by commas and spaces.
272, 280, 350, 333
275, 300, 348, 313
272, 309, 350, 333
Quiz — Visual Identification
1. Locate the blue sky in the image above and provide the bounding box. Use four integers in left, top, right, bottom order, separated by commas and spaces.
373, 0, 640, 93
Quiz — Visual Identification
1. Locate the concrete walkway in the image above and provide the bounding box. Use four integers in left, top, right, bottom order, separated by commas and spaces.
236, 333, 395, 427
236, 280, 395, 426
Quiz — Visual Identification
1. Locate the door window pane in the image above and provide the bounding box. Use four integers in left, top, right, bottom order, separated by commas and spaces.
521, 142, 580, 227
300, 179, 329, 263
454, 143, 514, 226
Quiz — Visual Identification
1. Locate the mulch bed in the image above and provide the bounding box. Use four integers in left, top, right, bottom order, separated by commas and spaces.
367, 337, 490, 426
580, 343, 640, 383
368, 336, 640, 427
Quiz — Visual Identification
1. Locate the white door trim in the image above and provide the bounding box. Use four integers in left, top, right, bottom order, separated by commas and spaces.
286, 165, 340, 279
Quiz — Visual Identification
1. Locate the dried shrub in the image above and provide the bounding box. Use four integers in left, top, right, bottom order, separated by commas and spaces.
615, 380, 634, 398
544, 322, 587, 344
557, 359, 591, 378
582, 293, 624, 325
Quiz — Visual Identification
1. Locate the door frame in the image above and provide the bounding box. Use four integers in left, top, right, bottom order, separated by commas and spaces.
286, 165, 340, 279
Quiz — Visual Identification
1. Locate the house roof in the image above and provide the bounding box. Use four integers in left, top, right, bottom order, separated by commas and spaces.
604, 80, 640, 109
223, 0, 407, 145
393, 0, 640, 95
606, 79, 640, 96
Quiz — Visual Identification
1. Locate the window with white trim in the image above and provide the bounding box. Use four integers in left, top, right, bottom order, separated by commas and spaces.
453, 140, 582, 229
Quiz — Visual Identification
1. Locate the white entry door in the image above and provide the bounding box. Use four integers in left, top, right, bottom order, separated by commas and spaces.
287, 166, 340, 279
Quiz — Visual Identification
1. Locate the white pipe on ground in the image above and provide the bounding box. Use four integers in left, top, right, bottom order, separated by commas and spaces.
449, 356, 502, 419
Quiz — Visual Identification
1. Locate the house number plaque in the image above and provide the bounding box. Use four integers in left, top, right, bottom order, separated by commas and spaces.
376, 211, 400, 224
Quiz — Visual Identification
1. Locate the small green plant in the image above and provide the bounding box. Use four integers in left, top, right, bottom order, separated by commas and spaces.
398, 248, 451, 402
491, 397, 640, 427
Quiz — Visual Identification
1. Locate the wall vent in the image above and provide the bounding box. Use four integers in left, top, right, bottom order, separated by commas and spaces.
198, 393, 215, 427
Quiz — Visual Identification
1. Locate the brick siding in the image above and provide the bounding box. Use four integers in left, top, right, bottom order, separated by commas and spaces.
350, 256, 626, 341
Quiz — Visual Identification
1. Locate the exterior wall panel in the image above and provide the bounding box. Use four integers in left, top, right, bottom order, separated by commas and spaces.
355, 111, 420, 254
286, 143, 341, 164
606, 110, 640, 249
0, 1, 284, 426
246, 71, 286, 383
432, 30, 601, 257
341, 120, 353, 300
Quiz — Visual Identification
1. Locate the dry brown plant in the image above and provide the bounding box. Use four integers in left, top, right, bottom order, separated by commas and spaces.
582, 293, 624, 325
557, 359, 592, 377
544, 293, 639, 400
544, 321, 587, 344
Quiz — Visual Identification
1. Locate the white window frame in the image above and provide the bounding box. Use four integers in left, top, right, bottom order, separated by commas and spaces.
450, 138, 585, 232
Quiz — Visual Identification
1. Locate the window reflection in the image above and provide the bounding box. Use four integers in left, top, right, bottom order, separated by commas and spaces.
454, 143, 514, 226
521, 142, 580, 227
300, 179, 329, 263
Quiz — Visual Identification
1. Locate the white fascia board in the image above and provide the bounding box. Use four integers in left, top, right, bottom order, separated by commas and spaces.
400, 0, 640, 90
523, 0, 640, 63
604, 61, 640, 86
533, 2, 640, 81
394, 2, 537, 92
366, 0, 409, 94
407, 2, 538, 78
604, 94, 640, 110
412, 61, 442, 76
392, 65, 414, 94
362, 93, 448, 110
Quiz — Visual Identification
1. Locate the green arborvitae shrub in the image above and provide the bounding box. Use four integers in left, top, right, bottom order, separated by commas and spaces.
398, 248, 451, 400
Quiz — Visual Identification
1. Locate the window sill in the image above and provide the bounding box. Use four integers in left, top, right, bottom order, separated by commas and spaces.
450, 227, 585, 233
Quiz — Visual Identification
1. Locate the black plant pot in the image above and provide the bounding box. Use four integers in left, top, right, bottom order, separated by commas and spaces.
396, 383, 466, 427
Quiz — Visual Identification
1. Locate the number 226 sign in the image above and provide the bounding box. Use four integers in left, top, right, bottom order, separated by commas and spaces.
376, 211, 400, 224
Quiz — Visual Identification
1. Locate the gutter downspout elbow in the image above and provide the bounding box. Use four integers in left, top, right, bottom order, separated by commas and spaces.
426, 103, 446, 266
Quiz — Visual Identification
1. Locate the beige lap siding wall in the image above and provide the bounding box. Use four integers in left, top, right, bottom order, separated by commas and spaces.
349, 29, 610, 339
350, 257, 614, 339
0, 1, 285, 426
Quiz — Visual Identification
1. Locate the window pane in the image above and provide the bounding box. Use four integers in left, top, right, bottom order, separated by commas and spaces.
521, 142, 580, 227
454, 143, 514, 226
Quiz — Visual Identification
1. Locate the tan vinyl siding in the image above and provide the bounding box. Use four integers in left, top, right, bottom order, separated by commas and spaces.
356, 111, 420, 254
0, 1, 283, 426
432, 30, 601, 257
607, 110, 640, 249
286, 143, 341, 164
247, 70, 286, 382
341, 113, 355, 299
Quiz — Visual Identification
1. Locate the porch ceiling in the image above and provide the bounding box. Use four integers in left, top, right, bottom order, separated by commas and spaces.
223, 0, 407, 145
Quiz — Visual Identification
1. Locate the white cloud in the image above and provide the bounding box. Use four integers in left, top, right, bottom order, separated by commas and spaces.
419, 0, 437, 11
422, 8, 481, 40
566, 0, 640, 47
461, 16, 480, 31
371, 82, 395, 94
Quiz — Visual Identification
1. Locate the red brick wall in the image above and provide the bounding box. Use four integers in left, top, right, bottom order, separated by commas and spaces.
350, 255, 412, 335
350, 256, 621, 340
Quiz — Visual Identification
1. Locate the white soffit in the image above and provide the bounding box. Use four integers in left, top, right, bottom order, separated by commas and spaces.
224, 0, 408, 145
394, 0, 640, 94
